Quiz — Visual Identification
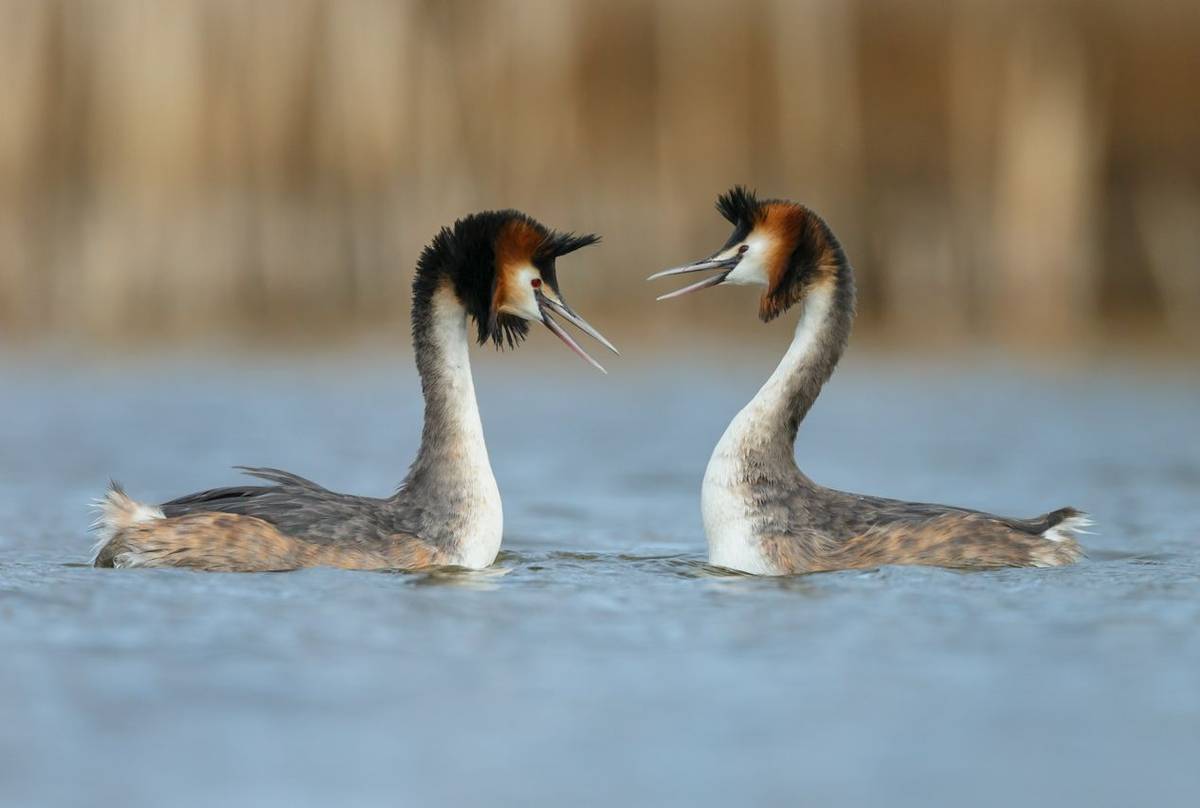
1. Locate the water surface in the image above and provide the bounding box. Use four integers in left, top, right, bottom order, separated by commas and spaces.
1, 352, 1198, 807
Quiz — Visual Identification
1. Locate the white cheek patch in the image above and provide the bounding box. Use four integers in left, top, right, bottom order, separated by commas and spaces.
723, 233, 772, 287
501, 265, 544, 321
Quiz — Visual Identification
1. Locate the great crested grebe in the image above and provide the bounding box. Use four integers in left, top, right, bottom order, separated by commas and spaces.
650, 187, 1089, 575
91, 210, 616, 572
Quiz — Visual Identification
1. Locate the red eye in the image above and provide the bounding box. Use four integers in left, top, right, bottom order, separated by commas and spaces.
531, 278, 542, 288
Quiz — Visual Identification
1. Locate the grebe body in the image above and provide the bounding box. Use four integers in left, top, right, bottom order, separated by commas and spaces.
652, 188, 1088, 575
92, 211, 615, 572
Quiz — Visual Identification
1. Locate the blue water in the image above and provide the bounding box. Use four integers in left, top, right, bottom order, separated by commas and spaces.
1, 351, 1198, 807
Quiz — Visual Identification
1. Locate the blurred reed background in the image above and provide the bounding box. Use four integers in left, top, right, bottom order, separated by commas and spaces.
0, 0, 1197, 351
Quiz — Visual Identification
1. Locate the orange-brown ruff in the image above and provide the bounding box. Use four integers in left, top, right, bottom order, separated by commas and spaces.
651, 186, 1089, 575
91, 210, 611, 572
492, 218, 546, 315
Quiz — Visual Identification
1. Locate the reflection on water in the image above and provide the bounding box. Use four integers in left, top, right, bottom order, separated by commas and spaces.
0, 354, 1198, 808
405, 565, 513, 591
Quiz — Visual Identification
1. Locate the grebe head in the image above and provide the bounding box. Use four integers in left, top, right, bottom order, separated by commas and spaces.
648, 186, 845, 321
420, 210, 617, 372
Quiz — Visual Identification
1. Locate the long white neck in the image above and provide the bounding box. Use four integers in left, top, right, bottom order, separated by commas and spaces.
402, 283, 503, 567
701, 281, 849, 574
718, 283, 840, 465
416, 286, 492, 469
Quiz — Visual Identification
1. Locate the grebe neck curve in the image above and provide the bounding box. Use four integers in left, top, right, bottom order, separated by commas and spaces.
398, 280, 503, 567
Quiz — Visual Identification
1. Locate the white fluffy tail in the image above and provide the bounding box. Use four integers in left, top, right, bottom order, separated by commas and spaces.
1041, 511, 1094, 543
90, 482, 165, 562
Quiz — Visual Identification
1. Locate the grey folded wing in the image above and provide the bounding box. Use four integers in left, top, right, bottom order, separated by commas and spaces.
160, 466, 400, 546
801, 486, 1070, 538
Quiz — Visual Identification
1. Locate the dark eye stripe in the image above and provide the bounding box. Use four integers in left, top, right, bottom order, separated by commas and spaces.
721, 220, 753, 252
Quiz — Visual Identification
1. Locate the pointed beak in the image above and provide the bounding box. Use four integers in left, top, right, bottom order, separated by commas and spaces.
536, 291, 619, 374
647, 254, 742, 301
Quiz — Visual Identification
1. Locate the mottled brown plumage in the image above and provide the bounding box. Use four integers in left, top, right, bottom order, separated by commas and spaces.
94, 511, 440, 572
762, 511, 1083, 574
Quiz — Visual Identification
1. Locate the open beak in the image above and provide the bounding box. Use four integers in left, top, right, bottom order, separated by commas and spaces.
647, 254, 742, 301
536, 291, 619, 374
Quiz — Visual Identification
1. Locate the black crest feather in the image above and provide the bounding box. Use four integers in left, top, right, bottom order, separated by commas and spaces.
716, 185, 760, 226
536, 231, 600, 261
